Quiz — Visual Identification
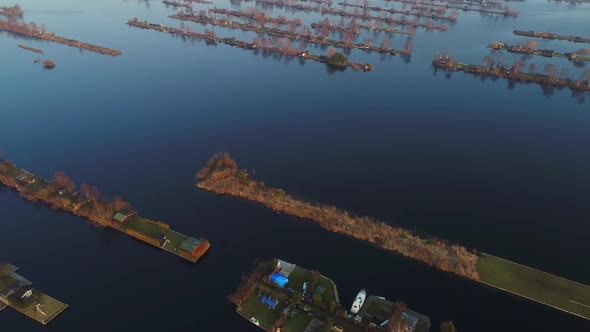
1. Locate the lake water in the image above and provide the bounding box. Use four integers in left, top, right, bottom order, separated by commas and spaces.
1, 0, 590, 331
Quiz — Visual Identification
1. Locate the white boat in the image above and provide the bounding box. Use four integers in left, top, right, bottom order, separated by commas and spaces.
350, 289, 366, 314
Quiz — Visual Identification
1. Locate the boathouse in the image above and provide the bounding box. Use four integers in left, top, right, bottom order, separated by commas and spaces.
179, 237, 204, 257
112, 211, 134, 223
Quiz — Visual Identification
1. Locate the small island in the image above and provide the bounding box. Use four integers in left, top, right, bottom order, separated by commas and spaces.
42, 60, 55, 69
231, 259, 431, 332
196, 153, 590, 320
0, 264, 68, 325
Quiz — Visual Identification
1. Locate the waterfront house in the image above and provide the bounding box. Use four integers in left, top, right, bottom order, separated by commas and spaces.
180, 237, 205, 257
112, 211, 135, 223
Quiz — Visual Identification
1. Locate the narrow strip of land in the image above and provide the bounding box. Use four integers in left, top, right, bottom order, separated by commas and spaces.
17, 44, 44, 54
0, 18, 122, 56
0, 158, 209, 263
488, 41, 590, 62
433, 52, 590, 92
514, 30, 590, 44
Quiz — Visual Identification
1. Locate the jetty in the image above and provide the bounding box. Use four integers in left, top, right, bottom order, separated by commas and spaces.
0, 264, 68, 325
231, 259, 431, 332
513, 30, 590, 44
0, 159, 210, 263
163, 0, 192, 8
128, 19, 373, 71
170, 12, 408, 55
17, 44, 44, 54
0, 18, 122, 56
0, 4, 23, 17
197, 153, 590, 321
488, 41, 590, 62
432, 52, 590, 92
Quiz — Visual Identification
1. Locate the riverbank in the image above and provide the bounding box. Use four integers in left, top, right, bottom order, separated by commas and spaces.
0, 264, 68, 325
231, 259, 430, 332
0, 158, 209, 263
197, 153, 590, 321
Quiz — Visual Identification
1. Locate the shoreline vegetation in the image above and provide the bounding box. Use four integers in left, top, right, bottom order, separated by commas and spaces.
197, 153, 590, 320
0, 16, 122, 56
196, 153, 480, 280
0, 155, 210, 263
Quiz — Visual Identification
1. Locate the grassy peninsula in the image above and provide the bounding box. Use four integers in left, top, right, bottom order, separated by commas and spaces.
0, 155, 210, 263
197, 153, 590, 320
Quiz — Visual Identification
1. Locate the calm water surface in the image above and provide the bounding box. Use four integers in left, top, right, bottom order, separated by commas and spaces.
1, 0, 590, 331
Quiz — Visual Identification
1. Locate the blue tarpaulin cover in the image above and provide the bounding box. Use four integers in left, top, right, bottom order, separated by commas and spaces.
259, 296, 278, 308
269, 272, 289, 288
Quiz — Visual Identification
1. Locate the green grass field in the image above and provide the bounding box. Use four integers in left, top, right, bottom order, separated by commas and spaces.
239, 289, 287, 330
286, 267, 312, 291
282, 310, 313, 332
163, 229, 189, 249
123, 217, 166, 239
477, 253, 590, 320
316, 276, 337, 307
363, 299, 394, 322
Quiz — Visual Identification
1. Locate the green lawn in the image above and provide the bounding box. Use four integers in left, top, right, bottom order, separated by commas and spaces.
317, 276, 337, 307
477, 253, 590, 320
240, 288, 287, 330
363, 299, 394, 322
163, 229, 189, 250
286, 267, 312, 291
282, 309, 313, 332
122, 217, 166, 239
